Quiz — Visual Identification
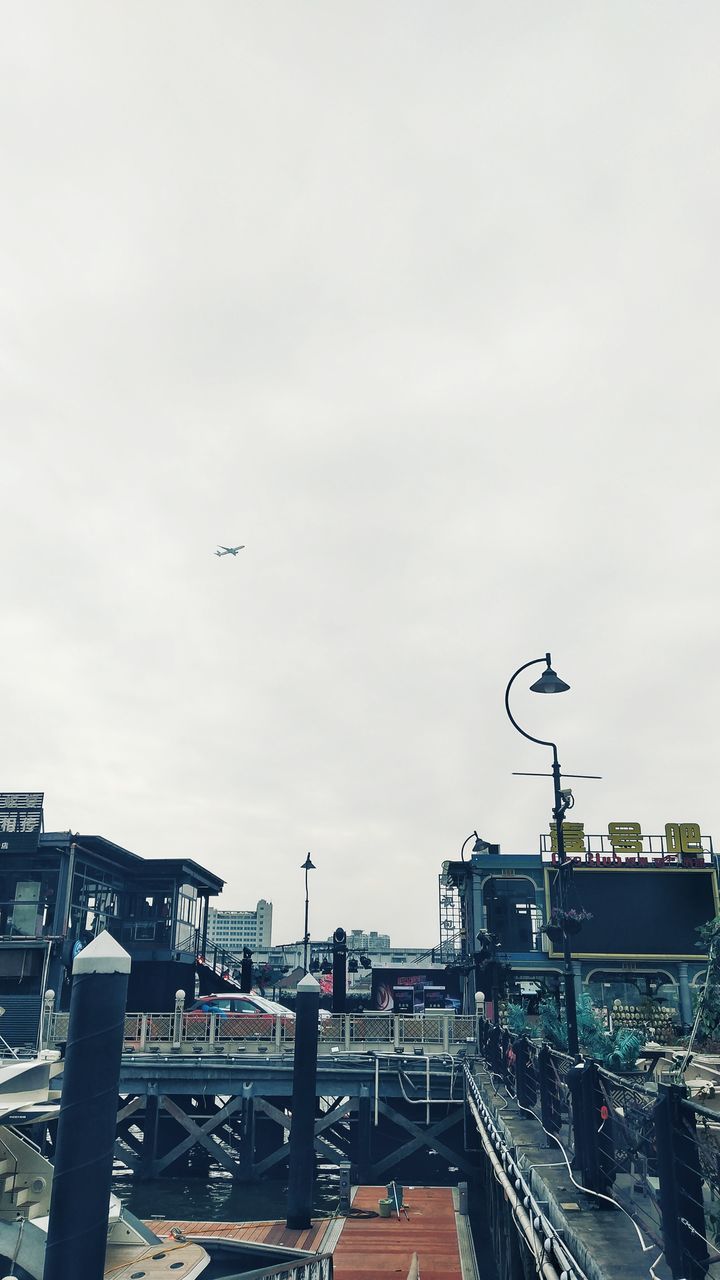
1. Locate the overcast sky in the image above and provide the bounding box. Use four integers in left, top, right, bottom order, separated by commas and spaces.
2, 4, 719, 948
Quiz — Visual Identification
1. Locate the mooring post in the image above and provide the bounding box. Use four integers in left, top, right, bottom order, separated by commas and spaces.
139, 1092, 160, 1181
172, 988, 185, 1048
332, 927, 347, 1014
654, 1082, 709, 1280
41, 988, 55, 1052
356, 1084, 372, 1184
515, 1035, 536, 1110
43, 931, 131, 1280
537, 1044, 561, 1140
239, 1083, 255, 1180
286, 972, 320, 1229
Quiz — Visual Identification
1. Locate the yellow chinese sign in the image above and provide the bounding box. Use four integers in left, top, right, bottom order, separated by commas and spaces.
544, 820, 708, 864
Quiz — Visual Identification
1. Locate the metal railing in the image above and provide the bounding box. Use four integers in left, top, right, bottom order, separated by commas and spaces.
233, 1254, 333, 1280
473, 1015, 720, 1280
45, 1010, 480, 1053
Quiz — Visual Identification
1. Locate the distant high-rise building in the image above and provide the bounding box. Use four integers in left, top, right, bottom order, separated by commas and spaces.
207, 900, 272, 952
345, 929, 390, 952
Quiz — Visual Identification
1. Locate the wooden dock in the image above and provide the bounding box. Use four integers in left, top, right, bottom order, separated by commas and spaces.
332, 1186, 465, 1279
147, 1185, 469, 1279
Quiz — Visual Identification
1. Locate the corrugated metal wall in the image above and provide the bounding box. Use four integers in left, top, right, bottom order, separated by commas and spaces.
0, 995, 42, 1052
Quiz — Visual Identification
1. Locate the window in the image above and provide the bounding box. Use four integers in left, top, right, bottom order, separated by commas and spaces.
483, 878, 539, 952
0, 857, 61, 938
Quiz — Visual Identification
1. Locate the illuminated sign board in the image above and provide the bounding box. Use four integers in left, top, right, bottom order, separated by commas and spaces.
540, 820, 712, 865
0, 793, 44, 853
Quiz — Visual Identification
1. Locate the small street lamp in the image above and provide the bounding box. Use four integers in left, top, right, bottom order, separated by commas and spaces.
505, 652, 580, 1058
301, 853, 316, 974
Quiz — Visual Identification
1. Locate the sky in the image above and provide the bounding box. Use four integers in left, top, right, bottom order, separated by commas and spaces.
1, 3, 719, 948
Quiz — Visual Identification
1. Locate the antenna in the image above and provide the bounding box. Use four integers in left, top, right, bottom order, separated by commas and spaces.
512, 772, 602, 780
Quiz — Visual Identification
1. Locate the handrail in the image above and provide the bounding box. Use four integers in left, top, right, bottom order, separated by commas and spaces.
200, 1250, 333, 1280
0, 1130, 20, 1198
47, 1010, 482, 1054
0, 1033, 19, 1060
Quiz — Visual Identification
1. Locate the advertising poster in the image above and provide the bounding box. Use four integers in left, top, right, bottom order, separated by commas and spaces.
370, 966, 461, 1012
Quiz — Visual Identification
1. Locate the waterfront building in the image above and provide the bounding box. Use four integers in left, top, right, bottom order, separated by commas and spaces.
440, 818, 718, 1026
0, 792, 224, 1047
207, 900, 272, 951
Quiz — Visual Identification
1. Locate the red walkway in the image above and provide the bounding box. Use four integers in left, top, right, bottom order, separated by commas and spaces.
147, 1186, 464, 1279
332, 1186, 463, 1280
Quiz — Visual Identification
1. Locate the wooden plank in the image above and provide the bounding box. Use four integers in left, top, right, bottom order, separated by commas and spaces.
145, 1217, 333, 1254
332, 1186, 463, 1280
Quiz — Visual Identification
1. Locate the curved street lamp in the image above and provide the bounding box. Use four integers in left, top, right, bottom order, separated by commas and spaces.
460, 831, 486, 862
301, 853, 316, 974
505, 653, 580, 1058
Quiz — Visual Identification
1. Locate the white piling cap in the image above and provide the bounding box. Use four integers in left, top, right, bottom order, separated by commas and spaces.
73, 930, 131, 975
296, 973, 321, 993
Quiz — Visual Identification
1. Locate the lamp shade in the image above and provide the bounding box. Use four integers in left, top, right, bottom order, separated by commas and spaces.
301, 853, 316, 871
529, 665, 570, 694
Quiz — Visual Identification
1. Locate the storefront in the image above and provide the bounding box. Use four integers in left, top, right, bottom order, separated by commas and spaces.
439, 816, 717, 1027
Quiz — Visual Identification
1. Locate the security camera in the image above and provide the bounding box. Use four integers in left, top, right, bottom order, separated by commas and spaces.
559, 788, 574, 807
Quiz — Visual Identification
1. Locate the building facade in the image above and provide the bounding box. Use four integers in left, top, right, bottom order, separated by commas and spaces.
206, 900, 272, 952
0, 792, 224, 1048
440, 819, 718, 1027
345, 928, 390, 953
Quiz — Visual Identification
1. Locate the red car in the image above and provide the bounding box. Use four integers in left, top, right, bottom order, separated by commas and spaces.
187, 993, 295, 1038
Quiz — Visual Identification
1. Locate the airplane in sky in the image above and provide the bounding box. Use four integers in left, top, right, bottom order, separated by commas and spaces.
215, 545, 245, 557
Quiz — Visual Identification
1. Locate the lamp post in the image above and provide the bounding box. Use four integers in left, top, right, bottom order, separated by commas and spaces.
301, 853, 315, 974
460, 831, 487, 862
504, 653, 580, 1058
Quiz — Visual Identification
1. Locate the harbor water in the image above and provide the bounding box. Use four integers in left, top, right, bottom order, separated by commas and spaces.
112, 1151, 464, 1222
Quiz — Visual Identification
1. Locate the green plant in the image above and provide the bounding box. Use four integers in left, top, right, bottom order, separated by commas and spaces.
538, 993, 641, 1069
692, 916, 720, 1041
505, 1002, 528, 1034
605, 1030, 644, 1072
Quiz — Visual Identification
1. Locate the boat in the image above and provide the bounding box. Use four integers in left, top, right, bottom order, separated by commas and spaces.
0, 1053, 330, 1279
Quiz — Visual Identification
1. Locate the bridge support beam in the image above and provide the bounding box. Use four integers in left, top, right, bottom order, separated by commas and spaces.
370, 1100, 473, 1179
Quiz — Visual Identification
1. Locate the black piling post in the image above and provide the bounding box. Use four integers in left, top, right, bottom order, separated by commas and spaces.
332, 927, 347, 1014
654, 1083, 709, 1280
240, 947, 253, 993
487, 1023, 502, 1076
43, 931, 131, 1280
515, 1036, 536, 1110
356, 1084, 372, 1184
538, 1044, 561, 1140
286, 972, 320, 1229
568, 1060, 608, 1194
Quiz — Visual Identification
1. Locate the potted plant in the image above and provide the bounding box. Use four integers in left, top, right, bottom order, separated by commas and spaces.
560, 907, 593, 935
542, 907, 593, 939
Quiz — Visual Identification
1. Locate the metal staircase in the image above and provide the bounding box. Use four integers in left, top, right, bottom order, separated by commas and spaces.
0, 1127, 52, 1220
197, 941, 248, 994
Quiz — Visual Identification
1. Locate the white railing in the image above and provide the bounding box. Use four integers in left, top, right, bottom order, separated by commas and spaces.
46, 1011, 479, 1054
239, 1254, 333, 1280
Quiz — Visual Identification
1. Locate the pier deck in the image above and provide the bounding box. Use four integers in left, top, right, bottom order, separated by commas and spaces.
147, 1185, 468, 1279
333, 1186, 465, 1279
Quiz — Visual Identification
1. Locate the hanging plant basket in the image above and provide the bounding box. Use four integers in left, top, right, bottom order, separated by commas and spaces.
543, 909, 593, 941
542, 924, 564, 946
